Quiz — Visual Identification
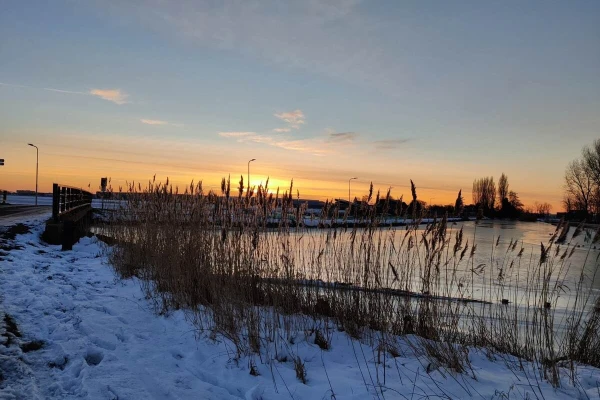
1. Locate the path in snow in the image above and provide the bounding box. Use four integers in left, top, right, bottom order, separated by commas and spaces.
0, 218, 248, 399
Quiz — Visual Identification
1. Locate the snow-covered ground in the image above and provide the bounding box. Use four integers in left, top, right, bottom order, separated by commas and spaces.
1, 217, 600, 399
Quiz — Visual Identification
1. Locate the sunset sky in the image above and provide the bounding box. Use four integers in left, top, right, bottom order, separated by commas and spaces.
1, 1, 599, 210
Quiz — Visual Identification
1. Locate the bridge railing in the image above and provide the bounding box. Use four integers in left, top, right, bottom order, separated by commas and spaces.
52, 183, 93, 221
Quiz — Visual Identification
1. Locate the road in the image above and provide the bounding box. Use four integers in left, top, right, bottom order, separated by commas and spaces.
0, 205, 51, 227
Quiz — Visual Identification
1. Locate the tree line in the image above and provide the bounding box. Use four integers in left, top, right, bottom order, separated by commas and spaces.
472, 173, 552, 219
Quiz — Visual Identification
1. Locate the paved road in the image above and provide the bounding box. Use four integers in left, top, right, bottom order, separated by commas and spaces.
0, 205, 51, 227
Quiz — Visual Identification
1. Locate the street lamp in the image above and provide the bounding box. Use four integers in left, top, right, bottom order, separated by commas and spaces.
28, 143, 38, 206
247, 158, 256, 191
349, 177, 357, 204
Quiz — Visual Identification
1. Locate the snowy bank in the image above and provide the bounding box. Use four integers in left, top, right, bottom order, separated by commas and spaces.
1, 219, 599, 399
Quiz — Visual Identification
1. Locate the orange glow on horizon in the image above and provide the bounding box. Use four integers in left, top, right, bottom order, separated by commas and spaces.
0, 136, 565, 212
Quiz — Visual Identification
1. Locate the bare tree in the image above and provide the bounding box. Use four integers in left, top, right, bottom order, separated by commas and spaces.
564, 159, 593, 215
508, 191, 523, 211
582, 139, 600, 187
472, 177, 496, 214
563, 195, 574, 213
534, 201, 552, 216
498, 173, 509, 204
590, 187, 600, 217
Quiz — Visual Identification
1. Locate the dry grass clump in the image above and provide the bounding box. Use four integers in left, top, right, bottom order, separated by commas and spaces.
104, 176, 600, 387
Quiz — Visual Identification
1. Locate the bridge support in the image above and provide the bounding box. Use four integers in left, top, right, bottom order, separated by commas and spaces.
42, 183, 94, 250
43, 208, 92, 250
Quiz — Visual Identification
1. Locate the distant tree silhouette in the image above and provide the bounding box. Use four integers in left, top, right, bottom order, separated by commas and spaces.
582, 139, 600, 187
454, 189, 464, 217
564, 159, 593, 217
509, 191, 523, 209
472, 177, 496, 217
496, 190, 523, 220
561, 139, 600, 220
534, 201, 552, 217
498, 173, 509, 205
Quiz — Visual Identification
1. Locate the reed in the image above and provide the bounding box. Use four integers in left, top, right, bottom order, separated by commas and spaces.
103, 176, 600, 386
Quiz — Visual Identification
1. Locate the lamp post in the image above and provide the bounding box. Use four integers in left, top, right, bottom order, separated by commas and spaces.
28, 143, 38, 206
348, 177, 357, 204
247, 158, 256, 191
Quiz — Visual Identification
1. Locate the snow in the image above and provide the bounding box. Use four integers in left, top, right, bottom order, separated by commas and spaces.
1, 217, 600, 399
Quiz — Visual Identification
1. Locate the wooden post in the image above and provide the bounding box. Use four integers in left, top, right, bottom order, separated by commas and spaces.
52, 183, 60, 221
61, 187, 66, 213
62, 220, 73, 251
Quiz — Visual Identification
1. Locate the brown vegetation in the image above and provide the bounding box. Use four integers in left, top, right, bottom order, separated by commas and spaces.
104, 176, 600, 387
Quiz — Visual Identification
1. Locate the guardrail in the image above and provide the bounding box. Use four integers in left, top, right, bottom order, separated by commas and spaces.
52, 183, 93, 221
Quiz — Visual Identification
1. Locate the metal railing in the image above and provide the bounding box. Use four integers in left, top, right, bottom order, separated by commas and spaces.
52, 183, 93, 221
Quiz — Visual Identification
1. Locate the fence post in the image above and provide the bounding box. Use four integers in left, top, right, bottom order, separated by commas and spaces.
52, 184, 60, 221
62, 220, 74, 251
61, 187, 66, 213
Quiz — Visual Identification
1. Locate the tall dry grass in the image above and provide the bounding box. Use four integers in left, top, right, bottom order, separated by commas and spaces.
103, 176, 600, 387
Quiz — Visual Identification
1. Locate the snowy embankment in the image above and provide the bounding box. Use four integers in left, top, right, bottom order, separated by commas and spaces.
1, 218, 600, 399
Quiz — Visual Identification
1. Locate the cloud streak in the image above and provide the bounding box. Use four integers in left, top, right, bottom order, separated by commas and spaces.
327, 131, 358, 143
0, 82, 130, 105
274, 109, 305, 129
1, 81, 87, 95
140, 119, 172, 125
373, 138, 410, 150
219, 131, 328, 156
219, 131, 256, 138
90, 88, 129, 105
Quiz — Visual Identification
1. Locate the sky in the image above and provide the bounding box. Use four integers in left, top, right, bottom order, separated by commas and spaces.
1, 1, 599, 210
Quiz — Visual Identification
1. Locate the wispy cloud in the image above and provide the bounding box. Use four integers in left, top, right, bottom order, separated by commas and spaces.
272, 127, 291, 133
219, 131, 328, 155
249, 135, 329, 156
89, 88, 129, 105
274, 109, 305, 129
141, 119, 168, 125
219, 131, 256, 138
373, 138, 410, 150
327, 131, 358, 143
1, 82, 132, 105
43, 87, 88, 95
1, 81, 87, 95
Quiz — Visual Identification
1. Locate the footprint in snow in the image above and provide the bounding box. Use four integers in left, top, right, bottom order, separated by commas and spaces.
90, 335, 117, 351
84, 348, 104, 366
115, 329, 128, 343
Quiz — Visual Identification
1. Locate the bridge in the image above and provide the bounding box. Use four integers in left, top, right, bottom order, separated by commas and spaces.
43, 183, 94, 250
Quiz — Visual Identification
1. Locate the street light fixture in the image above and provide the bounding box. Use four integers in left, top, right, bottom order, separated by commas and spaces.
349, 177, 358, 204
28, 143, 39, 206
247, 158, 256, 192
